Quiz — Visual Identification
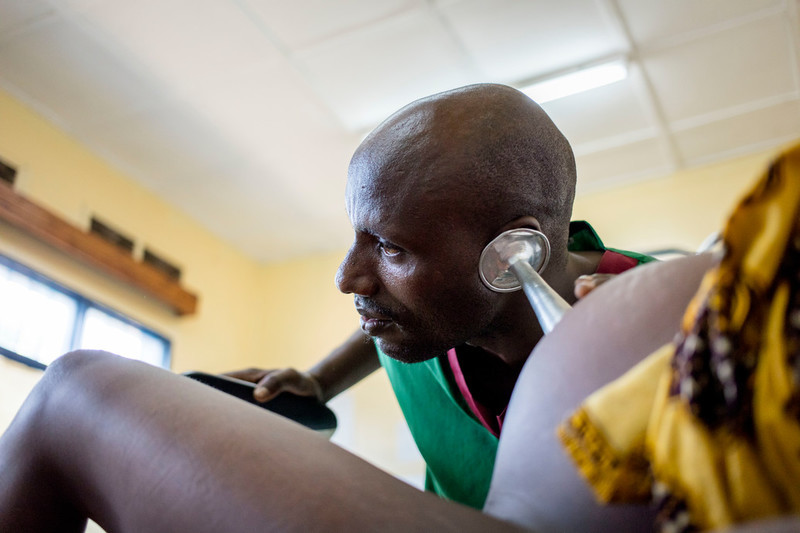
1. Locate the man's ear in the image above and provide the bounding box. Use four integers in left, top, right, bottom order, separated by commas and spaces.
496, 215, 542, 234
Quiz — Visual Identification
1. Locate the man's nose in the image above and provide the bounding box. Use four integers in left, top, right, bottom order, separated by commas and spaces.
336, 246, 379, 296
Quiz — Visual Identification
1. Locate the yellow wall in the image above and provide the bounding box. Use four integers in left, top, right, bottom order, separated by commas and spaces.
0, 88, 267, 374
255, 252, 422, 481
0, 88, 421, 484
572, 149, 786, 254
0, 87, 795, 491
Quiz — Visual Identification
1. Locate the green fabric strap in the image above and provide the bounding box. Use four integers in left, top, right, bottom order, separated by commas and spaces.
377, 349, 498, 509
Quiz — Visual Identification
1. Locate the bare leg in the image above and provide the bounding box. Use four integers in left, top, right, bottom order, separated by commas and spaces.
0, 382, 88, 533
0, 350, 519, 533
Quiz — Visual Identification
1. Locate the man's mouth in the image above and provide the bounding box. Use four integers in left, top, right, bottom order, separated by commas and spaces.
355, 299, 396, 336
358, 315, 393, 335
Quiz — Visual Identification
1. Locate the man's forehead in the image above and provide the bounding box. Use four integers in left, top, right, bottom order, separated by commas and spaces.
347, 136, 462, 203
345, 167, 418, 218
342, 90, 500, 226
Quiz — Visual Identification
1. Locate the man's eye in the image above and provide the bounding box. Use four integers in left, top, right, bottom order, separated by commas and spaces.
379, 242, 402, 257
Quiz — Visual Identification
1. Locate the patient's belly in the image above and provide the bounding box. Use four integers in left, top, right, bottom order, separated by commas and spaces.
484, 253, 714, 531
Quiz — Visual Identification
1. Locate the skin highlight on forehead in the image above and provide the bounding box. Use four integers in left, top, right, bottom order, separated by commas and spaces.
348, 84, 576, 248
347, 90, 487, 237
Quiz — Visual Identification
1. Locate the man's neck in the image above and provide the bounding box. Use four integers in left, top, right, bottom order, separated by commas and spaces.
450, 344, 521, 412
545, 250, 604, 305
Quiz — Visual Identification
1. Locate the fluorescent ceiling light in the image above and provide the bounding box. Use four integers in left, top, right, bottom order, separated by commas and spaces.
519, 60, 628, 103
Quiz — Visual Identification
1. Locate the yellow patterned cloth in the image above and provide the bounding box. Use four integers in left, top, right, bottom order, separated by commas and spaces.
559, 143, 800, 532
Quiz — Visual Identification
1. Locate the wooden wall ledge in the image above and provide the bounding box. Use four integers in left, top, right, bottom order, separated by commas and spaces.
0, 182, 198, 316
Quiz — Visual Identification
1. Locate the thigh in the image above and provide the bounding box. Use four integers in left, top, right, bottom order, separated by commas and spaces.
1, 350, 521, 533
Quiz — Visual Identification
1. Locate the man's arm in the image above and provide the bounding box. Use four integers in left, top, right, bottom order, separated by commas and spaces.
226, 329, 380, 403
229, 272, 617, 404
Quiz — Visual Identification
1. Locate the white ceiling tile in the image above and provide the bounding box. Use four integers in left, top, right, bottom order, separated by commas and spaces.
0, 0, 54, 36
203, 62, 359, 214
181, 181, 307, 254
673, 99, 800, 166
57, 0, 108, 10
180, 59, 340, 157
173, 175, 352, 262
295, 8, 479, 132
541, 67, 655, 149
62, 0, 283, 84
71, 57, 358, 261
643, 14, 797, 124
241, 0, 423, 49
0, 14, 158, 128
71, 101, 337, 262
72, 100, 248, 190
1, 0, 796, 262
618, 0, 783, 47
179, 59, 359, 208
575, 137, 672, 194
439, 0, 628, 82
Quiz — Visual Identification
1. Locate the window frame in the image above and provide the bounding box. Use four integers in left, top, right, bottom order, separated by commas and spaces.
0, 253, 171, 370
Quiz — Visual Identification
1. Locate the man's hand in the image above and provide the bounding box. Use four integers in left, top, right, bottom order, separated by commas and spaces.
224, 368, 324, 404
573, 273, 616, 300
224, 329, 381, 405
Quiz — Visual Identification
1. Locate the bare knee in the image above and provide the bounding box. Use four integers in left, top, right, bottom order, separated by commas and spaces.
0, 351, 120, 532
44, 349, 130, 400
46, 348, 123, 381
10, 350, 130, 446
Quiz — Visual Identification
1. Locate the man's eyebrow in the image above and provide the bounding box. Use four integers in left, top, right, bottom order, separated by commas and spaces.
355, 227, 402, 246
351, 225, 378, 238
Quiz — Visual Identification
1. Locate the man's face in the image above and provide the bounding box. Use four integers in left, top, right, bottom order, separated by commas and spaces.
335, 156, 498, 363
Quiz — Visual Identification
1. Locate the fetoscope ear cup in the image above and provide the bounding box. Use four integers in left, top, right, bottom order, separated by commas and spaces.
479, 228, 550, 292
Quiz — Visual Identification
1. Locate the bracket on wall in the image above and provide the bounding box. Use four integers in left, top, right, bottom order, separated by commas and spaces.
0, 181, 198, 316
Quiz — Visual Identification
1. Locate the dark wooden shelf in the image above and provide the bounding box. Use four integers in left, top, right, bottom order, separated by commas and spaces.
0, 181, 198, 316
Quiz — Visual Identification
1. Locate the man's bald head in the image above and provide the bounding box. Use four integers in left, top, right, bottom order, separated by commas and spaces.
351, 83, 577, 265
